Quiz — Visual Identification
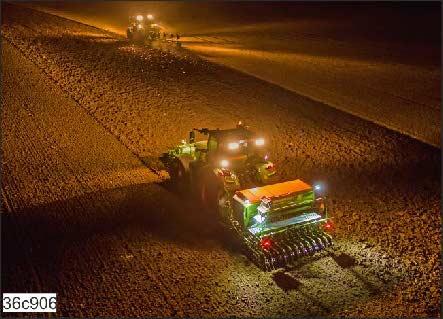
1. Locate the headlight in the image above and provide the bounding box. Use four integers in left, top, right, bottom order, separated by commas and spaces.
265, 162, 275, 170
220, 159, 229, 168
255, 138, 265, 146
314, 185, 321, 191
254, 214, 265, 223
136, 15, 144, 21
228, 142, 239, 150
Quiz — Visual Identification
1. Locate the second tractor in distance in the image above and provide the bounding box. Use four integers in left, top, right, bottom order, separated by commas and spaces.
127, 14, 161, 43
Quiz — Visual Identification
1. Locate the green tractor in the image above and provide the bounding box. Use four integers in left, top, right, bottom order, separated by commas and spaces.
161, 123, 334, 270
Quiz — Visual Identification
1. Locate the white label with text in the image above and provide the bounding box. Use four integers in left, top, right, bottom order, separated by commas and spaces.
2, 293, 56, 312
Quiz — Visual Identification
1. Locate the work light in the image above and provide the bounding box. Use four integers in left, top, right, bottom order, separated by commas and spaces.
228, 142, 239, 150
220, 159, 229, 168
255, 138, 265, 146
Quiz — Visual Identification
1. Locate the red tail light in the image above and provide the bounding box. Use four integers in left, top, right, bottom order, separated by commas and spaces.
260, 236, 272, 250
322, 220, 334, 232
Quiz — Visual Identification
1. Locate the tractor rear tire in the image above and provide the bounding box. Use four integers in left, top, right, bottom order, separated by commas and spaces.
169, 159, 188, 193
199, 170, 223, 215
127, 29, 133, 41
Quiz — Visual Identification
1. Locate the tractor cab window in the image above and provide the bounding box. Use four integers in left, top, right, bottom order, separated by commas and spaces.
219, 137, 249, 155
207, 136, 218, 153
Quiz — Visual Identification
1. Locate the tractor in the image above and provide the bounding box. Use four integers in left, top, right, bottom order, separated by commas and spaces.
127, 14, 161, 43
161, 123, 334, 270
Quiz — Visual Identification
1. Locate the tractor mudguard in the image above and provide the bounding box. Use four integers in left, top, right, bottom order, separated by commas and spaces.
255, 161, 277, 184
196, 167, 224, 213
177, 154, 193, 173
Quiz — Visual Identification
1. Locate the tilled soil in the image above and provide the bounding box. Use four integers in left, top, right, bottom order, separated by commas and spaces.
1, 3, 440, 318
23, 1, 442, 146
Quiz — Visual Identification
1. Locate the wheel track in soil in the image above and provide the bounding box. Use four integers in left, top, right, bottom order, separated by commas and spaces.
2, 33, 178, 313
115, 230, 183, 316
2, 98, 176, 315
184, 32, 440, 147
197, 33, 440, 107
2, 32, 166, 180
2, 39, 176, 316
2, 109, 72, 295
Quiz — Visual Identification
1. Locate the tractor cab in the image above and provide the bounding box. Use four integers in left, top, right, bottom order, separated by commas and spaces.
190, 124, 266, 169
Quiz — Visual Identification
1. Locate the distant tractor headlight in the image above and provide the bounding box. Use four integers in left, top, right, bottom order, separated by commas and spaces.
228, 142, 239, 150
147, 14, 154, 20
136, 15, 144, 21
265, 162, 275, 170
255, 138, 265, 146
220, 159, 229, 168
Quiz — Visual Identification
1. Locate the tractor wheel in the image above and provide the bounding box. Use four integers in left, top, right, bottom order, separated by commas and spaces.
199, 170, 223, 214
169, 159, 188, 193
127, 29, 133, 41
